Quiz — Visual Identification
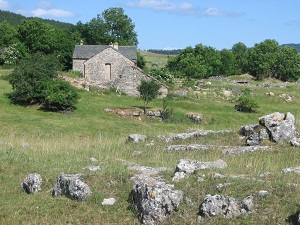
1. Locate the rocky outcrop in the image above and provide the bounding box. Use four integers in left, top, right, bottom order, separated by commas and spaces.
172, 159, 227, 181
259, 112, 297, 143
240, 112, 298, 146
129, 163, 183, 224
198, 194, 254, 220
186, 113, 203, 123
21, 173, 42, 194
52, 173, 91, 201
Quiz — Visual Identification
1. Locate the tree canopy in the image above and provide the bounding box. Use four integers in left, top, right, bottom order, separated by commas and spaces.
75, 7, 138, 46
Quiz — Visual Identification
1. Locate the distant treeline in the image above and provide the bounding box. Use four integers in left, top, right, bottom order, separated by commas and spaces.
283, 44, 300, 52
0, 10, 74, 29
147, 49, 182, 55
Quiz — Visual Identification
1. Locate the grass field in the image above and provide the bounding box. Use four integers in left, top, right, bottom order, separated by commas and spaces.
0, 69, 300, 224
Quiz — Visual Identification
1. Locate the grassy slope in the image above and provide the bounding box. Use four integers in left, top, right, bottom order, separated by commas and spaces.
0, 70, 300, 224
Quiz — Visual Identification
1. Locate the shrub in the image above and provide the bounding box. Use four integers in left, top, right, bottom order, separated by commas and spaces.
235, 89, 259, 113
41, 79, 79, 111
137, 80, 161, 114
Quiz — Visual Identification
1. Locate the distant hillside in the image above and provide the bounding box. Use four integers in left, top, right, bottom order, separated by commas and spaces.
282, 43, 300, 52
147, 49, 182, 55
0, 10, 74, 29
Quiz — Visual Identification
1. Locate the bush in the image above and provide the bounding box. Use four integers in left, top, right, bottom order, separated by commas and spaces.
235, 89, 259, 113
41, 79, 79, 111
8, 53, 79, 111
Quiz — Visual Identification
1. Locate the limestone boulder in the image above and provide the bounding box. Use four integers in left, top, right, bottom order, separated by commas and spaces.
52, 173, 91, 201
131, 177, 183, 225
21, 173, 42, 194
198, 194, 254, 220
259, 112, 297, 143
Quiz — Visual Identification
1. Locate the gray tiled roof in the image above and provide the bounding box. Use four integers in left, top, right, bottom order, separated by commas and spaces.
73, 45, 137, 61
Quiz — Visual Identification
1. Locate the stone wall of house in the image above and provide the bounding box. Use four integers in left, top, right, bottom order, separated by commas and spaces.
83, 48, 168, 97
73, 59, 86, 74
84, 48, 134, 82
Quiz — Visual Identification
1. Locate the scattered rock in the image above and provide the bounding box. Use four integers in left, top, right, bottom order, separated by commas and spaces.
159, 130, 232, 142
83, 166, 101, 171
221, 146, 270, 155
186, 113, 203, 123
89, 157, 98, 162
198, 194, 254, 219
21, 173, 42, 194
173, 159, 227, 181
166, 144, 211, 151
127, 134, 147, 143
259, 172, 272, 177
102, 198, 116, 206
215, 182, 231, 191
52, 173, 91, 201
290, 138, 300, 148
258, 190, 269, 197
246, 132, 260, 146
239, 124, 260, 136
282, 166, 300, 174
132, 151, 143, 157
259, 112, 297, 143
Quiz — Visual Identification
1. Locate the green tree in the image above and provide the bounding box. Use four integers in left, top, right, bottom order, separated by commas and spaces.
0, 21, 17, 47
275, 45, 300, 81
232, 42, 249, 74
137, 80, 161, 114
219, 49, 236, 76
8, 53, 79, 111
76, 7, 138, 46
235, 89, 259, 113
248, 39, 279, 80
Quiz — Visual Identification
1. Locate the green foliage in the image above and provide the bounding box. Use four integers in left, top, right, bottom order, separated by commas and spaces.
0, 21, 17, 47
8, 53, 79, 111
235, 89, 259, 113
1, 42, 27, 65
76, 7, 138, 46
137, 80, 161, 113
41, 79, 79, 111
137, 51, 146, 69
148, 67, 174, 83
219, 49, 237, 76
232, 42, 249, 74
160, 96, 173, 122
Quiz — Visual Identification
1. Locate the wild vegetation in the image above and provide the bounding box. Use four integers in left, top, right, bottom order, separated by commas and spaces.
1, 67, 300, 224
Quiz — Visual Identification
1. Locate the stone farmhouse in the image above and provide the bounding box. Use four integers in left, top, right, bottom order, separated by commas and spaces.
72, 42, 168, 97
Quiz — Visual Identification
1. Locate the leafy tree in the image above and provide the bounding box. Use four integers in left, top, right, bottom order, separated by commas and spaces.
8, 53, 79, 111
275, 45, 300, 81
1, 42, 27, 65
248, 39, 279, 80
148, 67, 174, 83
232, 42, 249, 74
76, 7, 138, 46
137, 80, 161, 114
219, 49, 236, 76
0, 21, 17, 47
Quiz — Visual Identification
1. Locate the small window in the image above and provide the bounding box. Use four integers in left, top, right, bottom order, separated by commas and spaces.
104, 63, 111, 80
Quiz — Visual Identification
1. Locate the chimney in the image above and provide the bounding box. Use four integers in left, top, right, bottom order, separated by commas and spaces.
80, 40, 84, 45
113, 42, 118, 50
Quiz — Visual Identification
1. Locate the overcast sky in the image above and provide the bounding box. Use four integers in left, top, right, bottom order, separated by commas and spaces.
1, 0, 299, 50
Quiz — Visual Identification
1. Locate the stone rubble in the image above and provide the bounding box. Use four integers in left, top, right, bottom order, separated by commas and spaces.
21, 173, 42, 194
